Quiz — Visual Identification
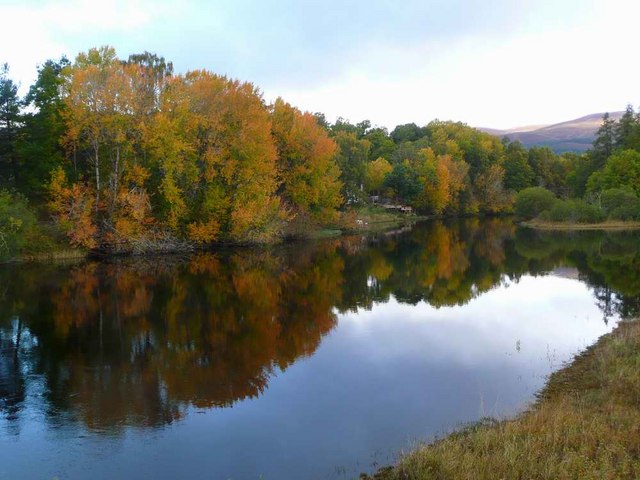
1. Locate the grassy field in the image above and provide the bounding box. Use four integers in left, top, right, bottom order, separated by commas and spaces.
521, 220, 640, 231
364, 319, 640, 480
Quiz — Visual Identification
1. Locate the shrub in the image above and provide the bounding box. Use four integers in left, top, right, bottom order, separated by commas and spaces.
0, 190, 38, 259
600, 188, 640, 220
609, 204, 640, 221
514, 187, 556, 219
544, 199, 604, 223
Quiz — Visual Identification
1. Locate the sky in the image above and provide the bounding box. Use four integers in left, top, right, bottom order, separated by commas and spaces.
1, 0, 638, 129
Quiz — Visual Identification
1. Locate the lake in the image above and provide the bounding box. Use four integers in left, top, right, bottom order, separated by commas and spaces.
1, 219, 638, 479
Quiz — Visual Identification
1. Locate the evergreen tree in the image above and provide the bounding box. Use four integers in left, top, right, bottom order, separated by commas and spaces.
17, 57, 70, 198
592, 112, 616, 169
614, 104, 638, 150
0, 63, 21, 187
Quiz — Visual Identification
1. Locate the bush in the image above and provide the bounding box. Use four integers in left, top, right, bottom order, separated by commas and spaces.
543, 199, 605, 224
0, 190, 38, 259
600, 188, 640, 220
514, 187, 556, 219
609, 204, 640, 221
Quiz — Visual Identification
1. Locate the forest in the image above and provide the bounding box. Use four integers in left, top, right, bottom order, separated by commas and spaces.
1, 46, 639, 258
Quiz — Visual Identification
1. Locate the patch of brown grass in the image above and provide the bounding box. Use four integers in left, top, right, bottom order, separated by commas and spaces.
522, 220, 640, 231
365, 320, 640, 480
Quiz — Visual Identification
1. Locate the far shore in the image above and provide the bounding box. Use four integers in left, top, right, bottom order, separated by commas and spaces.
520, 220, 640, 231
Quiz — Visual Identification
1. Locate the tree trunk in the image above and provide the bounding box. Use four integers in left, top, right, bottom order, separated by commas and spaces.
93, 139, 100, 213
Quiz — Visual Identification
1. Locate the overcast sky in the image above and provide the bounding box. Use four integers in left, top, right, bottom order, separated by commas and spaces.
1, 0, 638, 129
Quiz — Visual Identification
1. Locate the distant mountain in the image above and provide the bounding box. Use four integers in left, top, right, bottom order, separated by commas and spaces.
479, 112, 624, 153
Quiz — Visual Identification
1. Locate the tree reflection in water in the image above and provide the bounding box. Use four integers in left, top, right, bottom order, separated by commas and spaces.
0, 219, 638, 430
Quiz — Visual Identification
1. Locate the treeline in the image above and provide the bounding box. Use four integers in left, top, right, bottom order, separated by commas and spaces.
0, 46, 638, 255
514, 107, 640, 223
0, 47, 343, 253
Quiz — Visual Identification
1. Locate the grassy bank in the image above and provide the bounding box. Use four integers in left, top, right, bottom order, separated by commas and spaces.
521, 220, 640, 231
364, 319, 640, 480
283, 206, 426, 240
347, 205, 429, 232
2, 206, 420, 262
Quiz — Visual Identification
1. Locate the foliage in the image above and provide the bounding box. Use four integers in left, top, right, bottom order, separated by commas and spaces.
540, 198, 604, 224
16, 57, 69, 198
332, 130, 370, 202
0, 190, 37, 258
600, 188, 640, 220
48, 167, 97, 248
270, 98, 342, 223
503, 141, 534, 191
365, 157, 392, 194
514, 187, 556, 220
587, 149, 640, 196
3, 47, 640, 248
0, 63, 21, 188
384, 161, 422, 202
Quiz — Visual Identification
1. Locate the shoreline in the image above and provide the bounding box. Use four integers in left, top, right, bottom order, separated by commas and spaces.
362, 319, 640, 479
1, 209, 426, 264
520, 220, 640, 231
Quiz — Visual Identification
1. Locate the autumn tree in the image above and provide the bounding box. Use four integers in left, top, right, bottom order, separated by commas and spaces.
63, 47, 135, 218
364, 157, 392, 195
270, 98, 342, 223
169, 71, 283, 243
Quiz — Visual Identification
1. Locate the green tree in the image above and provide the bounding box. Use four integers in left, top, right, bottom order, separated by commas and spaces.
17, 57, 70, 199
384, 160, 422, 203
390, 123, 426, 143
0, 190, 37, 259
503, 141, 534, 191
364, 127, 395, 161
514, 187, 556, 219
614, 104, 638, 151
333, 131, 370, 202
0, 63, 21, 188
587, 149, 640, 196
592, 112, 616, 169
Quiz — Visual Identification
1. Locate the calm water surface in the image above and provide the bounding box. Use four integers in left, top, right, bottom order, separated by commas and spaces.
1, 219, 639, 479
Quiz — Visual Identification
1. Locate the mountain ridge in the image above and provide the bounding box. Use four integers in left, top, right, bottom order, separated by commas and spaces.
479, 112, 624, 153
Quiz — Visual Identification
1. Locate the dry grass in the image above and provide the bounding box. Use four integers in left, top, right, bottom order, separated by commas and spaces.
3, 248, 87, 263
522, 220, 640, 231
365, 320, 640, 480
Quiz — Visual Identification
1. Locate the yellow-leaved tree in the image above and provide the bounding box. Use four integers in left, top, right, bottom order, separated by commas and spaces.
270, 98, 343, 224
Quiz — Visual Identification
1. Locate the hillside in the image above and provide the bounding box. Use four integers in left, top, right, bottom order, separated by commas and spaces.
480, 112, 624, 153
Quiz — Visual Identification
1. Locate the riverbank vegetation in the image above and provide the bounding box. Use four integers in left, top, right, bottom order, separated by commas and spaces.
1, 48, 640, 257
513, 109, 640, 229
365, 319, 640, 480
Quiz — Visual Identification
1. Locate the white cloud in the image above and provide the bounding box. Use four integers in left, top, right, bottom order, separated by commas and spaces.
267, 0, 640, 129
0, 0, 161, 92
2, 0, 639, 127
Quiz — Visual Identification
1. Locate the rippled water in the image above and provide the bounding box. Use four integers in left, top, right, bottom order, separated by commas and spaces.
0, 219, 638, 479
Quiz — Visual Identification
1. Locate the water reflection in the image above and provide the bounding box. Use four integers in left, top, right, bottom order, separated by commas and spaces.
0, 219, 639, 477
